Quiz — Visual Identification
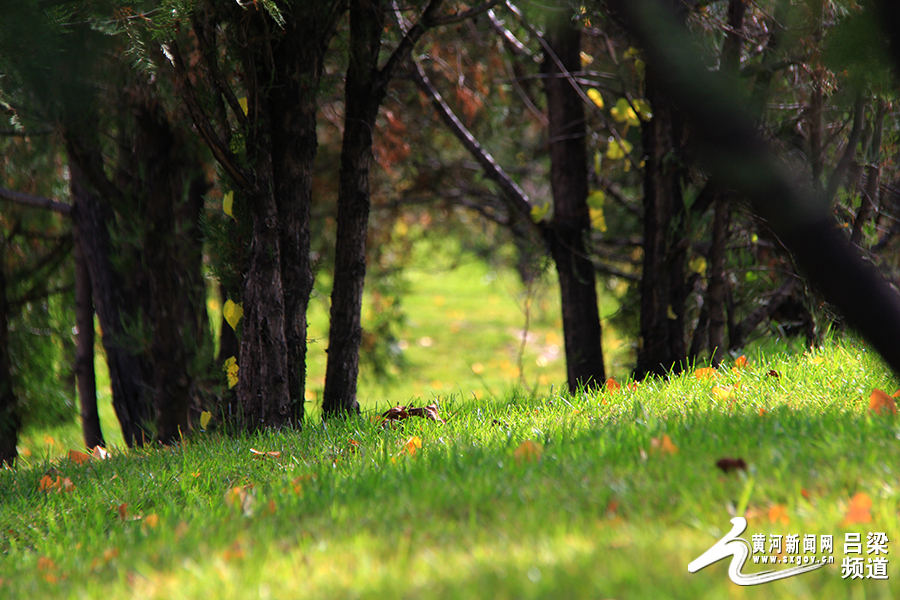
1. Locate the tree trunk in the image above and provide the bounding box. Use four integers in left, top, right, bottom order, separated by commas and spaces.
72, 221, 103, 449
707, 0, 745, 365
543, 10, 605, 392
634, 78, 688, 379
68, 154, 153, 447
0, 240, 19, 467
851, 101, 887, 245
322, 0, 385, 417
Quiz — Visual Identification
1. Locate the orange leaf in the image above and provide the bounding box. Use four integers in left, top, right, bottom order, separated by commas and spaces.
605, 377, 621, 392
892, 389, 900, 398
91, 445, 109, 460
143, 514, 160, 529
869, 389, 897, 415
39, 475, 56, 492
117, 503, 129, 520
768, 504, 789, 526
694, 367, 716, 379
734, 355, 748, 369
758, 407, 767, 416
514, 440, 544, 464
403, 436, 423, 456
843, 492, 872, 525
68, 449, 91, 466
649, 434, 678, 455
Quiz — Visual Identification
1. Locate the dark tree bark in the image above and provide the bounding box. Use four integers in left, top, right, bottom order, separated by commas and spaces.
68, 153, 153, 447
634, 76, 688, 379
72, 221, 103, 449
322, 0, 386, 417
707, 0, 746, 365
543, 10, 605, 392
0, 240, 19, 467
851, 101, 887, 245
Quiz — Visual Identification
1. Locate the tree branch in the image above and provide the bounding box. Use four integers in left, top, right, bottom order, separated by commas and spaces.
166, 40, 253, 192
0, 186, 71, 215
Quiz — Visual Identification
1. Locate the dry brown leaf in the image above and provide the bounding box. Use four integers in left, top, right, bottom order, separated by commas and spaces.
68, 449, 91, 466
715, 457, 747, 473
91, 445, 109, 460
381, 403, 446, 425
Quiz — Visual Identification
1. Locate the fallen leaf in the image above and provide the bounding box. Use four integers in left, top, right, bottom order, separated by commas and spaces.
68, 449, 91, 466
117, 503, 129, 520
694, 367, 716, 379
768, 504, 789, 526
39, 475, 74, 493
200, 411, 212, 429
712, 386, 734, 402
249, 448, 282, 459
715, 457, 747, 473
843, 492, 872, 525
649, 434, 678, 455
91, 445, 109, 460
734, 355, 748, 369
224, 485, 255, 515
142, 514, 160, 529
402, 436, 423, 456
514, 440, 544, 464
869, 389, 897, 416
605, 377, 621, 392
766, 370, 780, 378
381, 403, 445, 425
892, 389, 900, 398
758, 407, 767, 416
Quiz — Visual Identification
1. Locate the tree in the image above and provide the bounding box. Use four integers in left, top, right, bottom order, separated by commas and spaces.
542, 7, 606, 391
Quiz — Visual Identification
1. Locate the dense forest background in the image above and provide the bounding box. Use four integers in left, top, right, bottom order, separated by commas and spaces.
2, 0, 900, 464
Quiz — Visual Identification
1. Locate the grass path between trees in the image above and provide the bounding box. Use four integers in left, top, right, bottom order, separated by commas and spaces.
3, 337, 900, 598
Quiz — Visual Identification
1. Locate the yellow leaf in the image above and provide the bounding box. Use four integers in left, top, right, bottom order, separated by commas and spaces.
224, 356, 239, 388
514, 440, 543, 463
586, 87, 604, 109
667, 304, 677, 320
223, 299, 243, 330
606, 137, 633, 160
530, 202, 551, 223
580, 51, 594, 67
238, 97, 248, 115
688, 256, 707, 275
610, 98, 640, 126
712, 385, 734, 402
200, 411, 212, 429
589, 207, 607, 231
632, 98, 653, 121
223, 191, 234, 219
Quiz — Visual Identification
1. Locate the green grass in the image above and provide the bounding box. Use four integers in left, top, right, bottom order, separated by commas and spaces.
2, 337, 900, 598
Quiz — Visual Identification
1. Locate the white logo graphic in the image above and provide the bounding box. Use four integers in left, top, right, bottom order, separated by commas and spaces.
689, 518, 827, 585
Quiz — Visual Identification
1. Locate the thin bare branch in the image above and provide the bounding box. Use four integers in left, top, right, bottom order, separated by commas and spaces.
0, 186, 72, 215
430, 0, 502, 26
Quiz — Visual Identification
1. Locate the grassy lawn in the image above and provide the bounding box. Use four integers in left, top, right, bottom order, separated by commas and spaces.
2, 337, 900, 598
